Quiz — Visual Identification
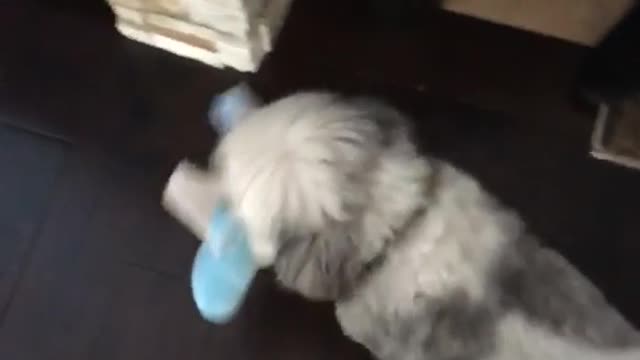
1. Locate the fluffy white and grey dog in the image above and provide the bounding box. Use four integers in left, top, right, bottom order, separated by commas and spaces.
211, 92, 640, 360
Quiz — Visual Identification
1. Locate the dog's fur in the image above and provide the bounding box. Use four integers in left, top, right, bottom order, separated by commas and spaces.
211, 92, 640, 360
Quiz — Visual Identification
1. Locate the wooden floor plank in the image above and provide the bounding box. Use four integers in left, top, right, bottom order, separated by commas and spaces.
0, 150, 124, 360
0, 126, 67, 321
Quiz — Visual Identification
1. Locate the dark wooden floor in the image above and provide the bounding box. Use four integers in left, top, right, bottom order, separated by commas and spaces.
1, 1, 639, 359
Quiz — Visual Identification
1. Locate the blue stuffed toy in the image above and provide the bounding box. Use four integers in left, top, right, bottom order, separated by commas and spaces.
189, 84, 262, 323
191, 204, 257, 323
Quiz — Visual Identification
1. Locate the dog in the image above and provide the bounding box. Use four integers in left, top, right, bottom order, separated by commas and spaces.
210, 91, 640, 360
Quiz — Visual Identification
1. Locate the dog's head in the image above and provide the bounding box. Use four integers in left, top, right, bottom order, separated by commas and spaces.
211, 92, 430, 300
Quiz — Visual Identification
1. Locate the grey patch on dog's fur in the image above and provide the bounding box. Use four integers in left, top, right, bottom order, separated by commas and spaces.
420, 291, 497, 360
275, 229, 370, 301
494, 236, 640, 348
348, 98, 409, 144
345, 290, 497, 360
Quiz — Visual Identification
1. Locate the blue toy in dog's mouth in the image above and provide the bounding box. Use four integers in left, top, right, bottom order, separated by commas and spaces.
191, 205, 257, 323
188, 83, 261, 323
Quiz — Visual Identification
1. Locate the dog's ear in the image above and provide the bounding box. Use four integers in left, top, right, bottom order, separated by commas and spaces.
274, 229, 366, 301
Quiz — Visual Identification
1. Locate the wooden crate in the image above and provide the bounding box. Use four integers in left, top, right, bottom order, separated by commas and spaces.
108, 0, 293, 71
